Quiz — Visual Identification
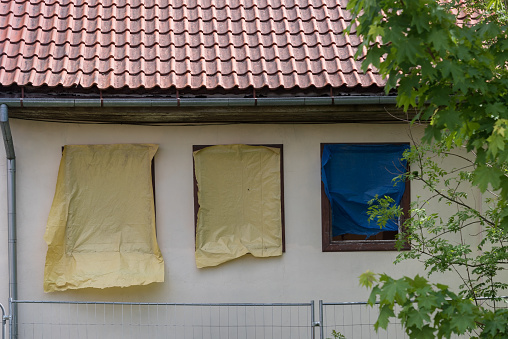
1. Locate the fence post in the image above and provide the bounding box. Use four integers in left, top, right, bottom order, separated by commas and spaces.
1, 303, 6, 339
319, 300, 324, 339
311, 300, 315, 339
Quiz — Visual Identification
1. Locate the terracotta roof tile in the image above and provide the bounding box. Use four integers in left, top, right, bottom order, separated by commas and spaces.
0, 0, 385, 90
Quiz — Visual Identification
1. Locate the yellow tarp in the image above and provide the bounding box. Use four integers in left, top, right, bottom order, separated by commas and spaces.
194, 144, 283, 268
44, 144, 164, 292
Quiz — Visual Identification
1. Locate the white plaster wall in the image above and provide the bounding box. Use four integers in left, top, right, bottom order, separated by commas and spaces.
0, 119, 465, 309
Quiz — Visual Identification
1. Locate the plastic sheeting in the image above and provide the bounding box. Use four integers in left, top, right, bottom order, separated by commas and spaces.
194, 144, 283, 268
321, 144, 409, 238
44, 144, 164, 292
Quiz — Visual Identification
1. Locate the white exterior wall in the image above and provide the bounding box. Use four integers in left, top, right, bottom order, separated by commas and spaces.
0, 119, 463, 310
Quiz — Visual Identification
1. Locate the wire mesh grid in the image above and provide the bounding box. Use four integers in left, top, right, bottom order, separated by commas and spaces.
13, 300, 314, 339
319, 301, 407, 339
319, 297, 508, 339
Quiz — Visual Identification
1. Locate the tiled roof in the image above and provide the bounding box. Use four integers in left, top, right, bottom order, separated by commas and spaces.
0, 0, 384, 90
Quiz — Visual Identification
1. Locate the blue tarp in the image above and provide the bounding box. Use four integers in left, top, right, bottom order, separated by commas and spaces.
321, 144, 409, 238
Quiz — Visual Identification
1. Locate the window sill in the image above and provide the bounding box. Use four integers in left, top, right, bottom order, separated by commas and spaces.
322, 240, 410, 252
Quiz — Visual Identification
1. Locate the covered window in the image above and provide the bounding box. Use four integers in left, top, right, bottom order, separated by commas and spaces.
44, 144, 164, 292
193, 144, 284, 268
321, 143, 410, 251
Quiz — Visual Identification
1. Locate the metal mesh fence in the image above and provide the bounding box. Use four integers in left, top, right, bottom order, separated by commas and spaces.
8, 297, 508, 339
13, 300, 314, 339
319, 301, 407, 339
319, 297, 508, 339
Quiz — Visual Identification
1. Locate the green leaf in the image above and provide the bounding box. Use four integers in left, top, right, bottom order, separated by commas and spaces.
427, 86, 452, 107
438, 60, 465, 90
482, 310, 508, 336
379, 280, 399, 303
473, 165, 502, 192
405, 307, 429, 329
359, 270, 378, 289
429, 28, 449, 52
396, 37, 422, 64
486, 133, 505, 157
435, 283, 449, 291
436, 109, 462, 130
368, 24, 384, 37
410, 274, 429, 289
368, 286, 380, 306
375, 305, 395, 330
407, 325, 436, 339
417, 293, 437, 311
363, 45, 385, 70
486, 102, 507, 118
477, 21, 501, 38
449, 302, 477, 333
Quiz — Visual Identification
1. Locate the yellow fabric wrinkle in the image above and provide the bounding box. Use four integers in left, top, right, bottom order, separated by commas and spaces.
194, 144, 283, 268
44, 144, 164, 292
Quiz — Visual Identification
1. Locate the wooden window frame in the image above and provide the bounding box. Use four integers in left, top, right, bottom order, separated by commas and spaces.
193, 144, 285, 252
321, 143, 410, 252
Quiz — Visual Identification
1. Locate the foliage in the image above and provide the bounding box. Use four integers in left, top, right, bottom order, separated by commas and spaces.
465, 0, 508, 24
346, 0, 508, 336
359, 273, 508, 338
370, 142, 508, 300
362, 141, 508, 337
327, 329, 347, 339
347, 0, 508, 230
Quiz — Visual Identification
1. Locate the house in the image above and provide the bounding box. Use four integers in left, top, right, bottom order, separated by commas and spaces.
0, 0, 457, 338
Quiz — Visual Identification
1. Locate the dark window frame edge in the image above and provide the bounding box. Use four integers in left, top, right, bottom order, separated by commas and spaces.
192, 144, 285, 252
320, 142, 411, 252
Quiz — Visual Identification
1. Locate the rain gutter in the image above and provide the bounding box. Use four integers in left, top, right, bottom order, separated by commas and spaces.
0, 105, 16, 339
0, 96, 397, 108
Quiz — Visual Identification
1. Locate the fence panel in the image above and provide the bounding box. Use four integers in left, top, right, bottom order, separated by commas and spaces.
13, 300, 314, 339
319, 301, 407, 339
319, 297, 508, 339
10, 297, 508, 339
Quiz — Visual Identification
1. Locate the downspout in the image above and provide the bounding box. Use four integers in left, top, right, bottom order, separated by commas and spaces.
0, 104, 16, 339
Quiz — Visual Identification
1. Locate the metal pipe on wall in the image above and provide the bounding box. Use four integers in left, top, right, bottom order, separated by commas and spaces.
0, 104, 17, 339
0, 95, 398, 108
